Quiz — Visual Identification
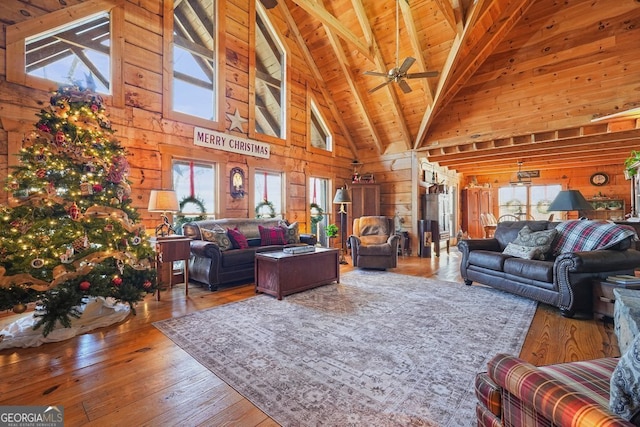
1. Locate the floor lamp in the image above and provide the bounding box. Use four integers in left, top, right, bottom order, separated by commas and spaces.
333, 187, 352, 265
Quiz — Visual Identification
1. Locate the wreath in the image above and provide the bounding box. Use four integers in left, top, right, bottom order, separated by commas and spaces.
309, 203, 324, 226
255, 199, 275, 218
174, 196, 207, 233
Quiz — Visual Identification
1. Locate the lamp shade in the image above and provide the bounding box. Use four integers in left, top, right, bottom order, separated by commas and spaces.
547, 190, 593, 212
333, 188, 352, 204
148, 189, 179, 212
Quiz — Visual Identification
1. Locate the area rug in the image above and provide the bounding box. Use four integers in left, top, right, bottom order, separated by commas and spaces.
154, 270, 537, 426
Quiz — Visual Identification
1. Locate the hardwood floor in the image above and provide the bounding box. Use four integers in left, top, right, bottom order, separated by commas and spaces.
0, 249, 620, 426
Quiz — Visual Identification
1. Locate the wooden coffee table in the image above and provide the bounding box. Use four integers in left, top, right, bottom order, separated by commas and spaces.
255, 247, 340, 299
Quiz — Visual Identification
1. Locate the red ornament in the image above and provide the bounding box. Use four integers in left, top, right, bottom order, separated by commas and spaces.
112, 277, 123, 287
68, 202, 80, 220
55, 131, 66, 145
36, 169, 47, 179
79, 281, 91, 291
143, 280, 153, 290
92, 184, 103, 193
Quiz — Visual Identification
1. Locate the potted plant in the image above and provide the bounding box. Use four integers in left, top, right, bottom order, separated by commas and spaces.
624, 150, 640, 179
326, 223, 338, 239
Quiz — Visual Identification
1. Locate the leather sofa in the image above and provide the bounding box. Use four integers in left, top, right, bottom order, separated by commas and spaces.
182, 218, 316, 290
458, 220, 640, 317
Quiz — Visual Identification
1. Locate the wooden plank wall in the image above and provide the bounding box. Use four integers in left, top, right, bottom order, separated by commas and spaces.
0, 0, 358, 235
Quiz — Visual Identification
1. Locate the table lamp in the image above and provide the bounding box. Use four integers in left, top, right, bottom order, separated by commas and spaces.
333, 187, 352, 264
148, 189, 180, 236
547, 190, 593, 219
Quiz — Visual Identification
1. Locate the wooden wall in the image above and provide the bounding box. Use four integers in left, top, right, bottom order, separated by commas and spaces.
0, 0, 357, 234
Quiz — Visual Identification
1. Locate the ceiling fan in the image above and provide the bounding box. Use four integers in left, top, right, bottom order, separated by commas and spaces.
364, 0, 439, 94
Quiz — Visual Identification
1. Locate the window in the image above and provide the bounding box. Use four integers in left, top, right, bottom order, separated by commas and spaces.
172, 160, 216, 216
254, 170, 283, 218
26, 13, 111, 93
254, 7, 285, 138
7, 2, 123, 104
170, 0, 217, 121
310, 100, 332, 151
309, 177, 332, 246
498, 185, 562, 220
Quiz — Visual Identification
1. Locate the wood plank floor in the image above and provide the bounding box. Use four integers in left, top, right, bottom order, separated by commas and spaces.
0, 249, 620, 426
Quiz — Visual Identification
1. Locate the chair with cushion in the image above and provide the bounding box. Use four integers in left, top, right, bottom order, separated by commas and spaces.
480, 212, 498, 238
348, 216, 400, 269
476, 333, 640, 426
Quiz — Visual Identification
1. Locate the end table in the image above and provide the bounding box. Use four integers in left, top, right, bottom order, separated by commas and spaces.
150, 236, 191, 300
593, 279, 640, 320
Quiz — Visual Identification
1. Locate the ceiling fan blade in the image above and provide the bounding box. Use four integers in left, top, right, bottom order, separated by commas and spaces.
364, 70, 389, 77
406, 71, 439, 79
368, 80, 392, 94
398, 79, 412, 94
397, 57, 416, 74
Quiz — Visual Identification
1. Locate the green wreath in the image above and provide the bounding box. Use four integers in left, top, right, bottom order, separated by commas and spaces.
175, 196, 207, 233
310, 203, 324, 225
255, 199, 275, 218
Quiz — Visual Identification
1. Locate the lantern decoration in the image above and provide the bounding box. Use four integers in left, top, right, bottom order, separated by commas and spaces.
68, 202, 81, 220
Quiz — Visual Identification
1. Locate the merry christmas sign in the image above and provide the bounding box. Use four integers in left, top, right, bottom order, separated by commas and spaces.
193, 127, 270, 159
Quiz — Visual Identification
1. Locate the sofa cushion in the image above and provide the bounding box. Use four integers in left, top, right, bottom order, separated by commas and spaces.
503, 258, 554, 283
227, 227, 249, 249
511, 226, 557, 260
503, 243, 541, 260
553, 220, 638, 255
468, 250, 511, 272
610, 333, 640, 421
220, 247, 256, 267
279, 220, 300, 244
495, 221, 552, 251
360, 236, 389, 245
200, 228, 233, 251
259, 225, 287, 245
358, 243, 393, 256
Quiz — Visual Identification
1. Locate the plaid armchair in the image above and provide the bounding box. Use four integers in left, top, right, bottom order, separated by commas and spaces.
476, 354, 636, 426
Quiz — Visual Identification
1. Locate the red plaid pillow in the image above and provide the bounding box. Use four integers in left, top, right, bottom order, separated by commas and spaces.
227, 227, 249, 249
259, 225, 287, 245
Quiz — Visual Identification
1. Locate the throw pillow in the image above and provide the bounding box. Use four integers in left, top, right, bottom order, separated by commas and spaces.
279, 220, 300, 244
200, 228, 233, 251
553, 220, 638, 255
259, 225, 287, 245
502, 242, 541, 260
227, 227, 249, 249
512, 225, 557, 260
610, 333, 640, 421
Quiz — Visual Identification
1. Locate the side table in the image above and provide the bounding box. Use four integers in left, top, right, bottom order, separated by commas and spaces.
150, 236, 191, 300
613, 288, 640, 354
592, 280, 640, 320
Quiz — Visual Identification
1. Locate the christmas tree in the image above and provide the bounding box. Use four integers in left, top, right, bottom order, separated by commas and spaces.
0, 85, 156, 336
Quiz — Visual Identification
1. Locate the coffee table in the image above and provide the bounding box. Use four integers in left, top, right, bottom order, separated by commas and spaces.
255, 247, 340, 300
613, 288, 640, 353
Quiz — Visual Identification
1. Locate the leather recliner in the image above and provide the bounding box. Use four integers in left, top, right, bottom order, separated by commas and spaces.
348, 216, 400, 269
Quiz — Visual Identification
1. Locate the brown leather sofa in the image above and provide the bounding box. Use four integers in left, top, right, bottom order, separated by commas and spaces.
458, 220, 640, 317
182, 218, 316, 290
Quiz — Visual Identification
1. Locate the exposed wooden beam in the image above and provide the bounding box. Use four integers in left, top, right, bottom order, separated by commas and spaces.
414, 0, 536, 149
317, 0, 383, 153
273, 1, 360, 157
287, 0, 373, 60
432, 0, 457, 32
398, 0, 434, 103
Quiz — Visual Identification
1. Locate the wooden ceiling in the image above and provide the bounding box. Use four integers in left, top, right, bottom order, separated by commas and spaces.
3, 0, 639, 177
273, 0, 640, 176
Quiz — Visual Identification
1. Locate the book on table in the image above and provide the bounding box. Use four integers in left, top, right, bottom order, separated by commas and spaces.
606, 274, 640, 284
